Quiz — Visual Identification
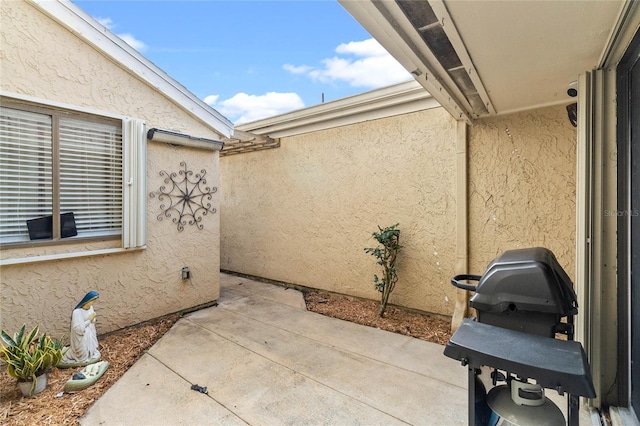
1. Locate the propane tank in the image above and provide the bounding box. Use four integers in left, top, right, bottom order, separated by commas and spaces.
486, 380, 565, 426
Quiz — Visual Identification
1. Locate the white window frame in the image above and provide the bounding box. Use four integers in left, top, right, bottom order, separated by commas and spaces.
0, 92, 146, 259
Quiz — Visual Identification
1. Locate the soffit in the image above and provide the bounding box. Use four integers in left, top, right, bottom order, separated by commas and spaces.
341, 0, 626, 119
444, 0, 624, 115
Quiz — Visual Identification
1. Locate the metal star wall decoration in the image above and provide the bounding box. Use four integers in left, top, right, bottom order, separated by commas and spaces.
151, 162, 217, 231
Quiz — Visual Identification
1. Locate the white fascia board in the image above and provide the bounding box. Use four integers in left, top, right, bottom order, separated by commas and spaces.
339, 0, 473, 123
27, 0, 234, 138
236, 81, 440, 138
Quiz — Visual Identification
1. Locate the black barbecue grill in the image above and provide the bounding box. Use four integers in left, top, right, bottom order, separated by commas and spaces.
444, 247, 595, 426
454, 247, 578, 338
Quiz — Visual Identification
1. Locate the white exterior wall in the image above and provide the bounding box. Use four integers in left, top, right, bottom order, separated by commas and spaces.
221, 104, 577, 318
0, 1, 222, 337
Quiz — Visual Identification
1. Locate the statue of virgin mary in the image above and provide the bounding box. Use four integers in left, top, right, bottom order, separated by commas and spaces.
59, 290, 101, 368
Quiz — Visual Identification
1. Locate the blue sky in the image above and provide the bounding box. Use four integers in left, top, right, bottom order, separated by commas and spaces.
72, 1, 412, 124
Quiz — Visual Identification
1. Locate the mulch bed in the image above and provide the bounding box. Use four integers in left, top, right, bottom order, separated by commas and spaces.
303, 290, 452, 345
0, 314, 180, 425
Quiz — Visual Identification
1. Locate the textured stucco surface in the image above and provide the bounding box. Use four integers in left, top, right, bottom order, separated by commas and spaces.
221, 108, 459, 317
1, 1, 221, 337
221, 105, 577, 318
468, 105, 577, 280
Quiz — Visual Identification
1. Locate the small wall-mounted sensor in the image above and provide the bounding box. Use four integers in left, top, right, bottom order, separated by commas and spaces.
181, 267, 190, 280
567, 81, 578, 97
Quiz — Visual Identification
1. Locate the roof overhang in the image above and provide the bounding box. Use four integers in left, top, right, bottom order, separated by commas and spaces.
236, 80, 439, 139
28, 0, 234, 138
340, 0, 637, 122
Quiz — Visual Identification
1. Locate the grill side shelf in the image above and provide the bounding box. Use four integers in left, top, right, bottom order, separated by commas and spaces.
443, 318, 596, 398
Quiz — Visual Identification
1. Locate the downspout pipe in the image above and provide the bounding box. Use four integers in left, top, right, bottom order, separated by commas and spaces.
451, 120, 469, 331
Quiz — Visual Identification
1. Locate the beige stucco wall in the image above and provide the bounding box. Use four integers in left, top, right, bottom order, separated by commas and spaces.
221, 104, 577, 318
468, 105, 577, 280
0, 1, 222, 337
221, 108, 459, 317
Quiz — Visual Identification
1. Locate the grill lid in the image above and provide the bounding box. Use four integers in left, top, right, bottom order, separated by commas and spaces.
469, 247, 578, 315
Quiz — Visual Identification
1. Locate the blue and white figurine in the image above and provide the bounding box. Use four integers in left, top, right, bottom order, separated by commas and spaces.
60, 291, 101, 368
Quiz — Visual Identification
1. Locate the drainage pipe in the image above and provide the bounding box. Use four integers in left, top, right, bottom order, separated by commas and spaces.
451, 120, 469, 332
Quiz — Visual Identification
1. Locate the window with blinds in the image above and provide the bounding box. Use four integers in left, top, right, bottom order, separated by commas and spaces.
59, 117, 123, 236
0, 104, 126, 244
0, 108, 53, 242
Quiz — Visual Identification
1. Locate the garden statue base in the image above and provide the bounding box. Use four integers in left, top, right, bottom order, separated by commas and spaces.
58, 352, 101, 369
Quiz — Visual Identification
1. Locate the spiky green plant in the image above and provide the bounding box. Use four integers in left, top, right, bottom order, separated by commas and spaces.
0, 325, 65, 396
364, 223, 403, 317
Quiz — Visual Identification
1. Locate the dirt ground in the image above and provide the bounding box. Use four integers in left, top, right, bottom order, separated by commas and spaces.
0, 290, 451, 425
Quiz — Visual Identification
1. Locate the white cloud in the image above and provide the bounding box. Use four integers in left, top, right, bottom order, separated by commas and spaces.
96, 17, 114, 29
93, 16, 147, 52
285, 38, 411, 89
314, 55, 410, 87
204, 92, 305, 124
335, 38, 389, 57
118, 33, 147, 52
203, 95, 219, 106
283, 64, 313, 74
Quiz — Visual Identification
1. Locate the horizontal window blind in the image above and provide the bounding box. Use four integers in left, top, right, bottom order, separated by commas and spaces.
59, 117, 123, 236
0, 108, 52, 243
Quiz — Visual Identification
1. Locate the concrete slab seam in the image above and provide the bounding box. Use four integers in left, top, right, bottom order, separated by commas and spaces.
210, 299, 467, 391
144, 350, 253, 425
182, 317, 411, 425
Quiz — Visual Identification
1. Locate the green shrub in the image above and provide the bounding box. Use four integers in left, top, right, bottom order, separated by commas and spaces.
0, 325, 65, 395
364, 223, 403, 317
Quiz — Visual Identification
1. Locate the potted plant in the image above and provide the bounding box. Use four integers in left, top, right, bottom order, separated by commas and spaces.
0, 324, 65, 396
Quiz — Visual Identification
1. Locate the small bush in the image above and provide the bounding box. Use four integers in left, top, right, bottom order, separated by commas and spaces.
364, 223, 403, 317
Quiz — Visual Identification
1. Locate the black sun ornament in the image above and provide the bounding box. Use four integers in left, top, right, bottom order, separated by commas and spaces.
150, 162, 218, 231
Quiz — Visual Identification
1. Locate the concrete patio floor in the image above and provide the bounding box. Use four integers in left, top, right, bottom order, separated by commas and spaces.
80, 273, 595, 425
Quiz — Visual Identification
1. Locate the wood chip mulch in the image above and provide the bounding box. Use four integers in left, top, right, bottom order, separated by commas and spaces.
1, 290, 452, 425
0, 313, 180, 425
303, 290, 452, 345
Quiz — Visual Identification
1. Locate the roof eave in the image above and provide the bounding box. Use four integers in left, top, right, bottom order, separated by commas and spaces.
237, 80, 440, 138
28, 0, 234, 138
338, 0, 477, 123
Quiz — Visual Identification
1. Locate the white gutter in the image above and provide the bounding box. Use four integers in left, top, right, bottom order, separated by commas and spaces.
28, 0, 234, 138
147, 128, 224, 151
